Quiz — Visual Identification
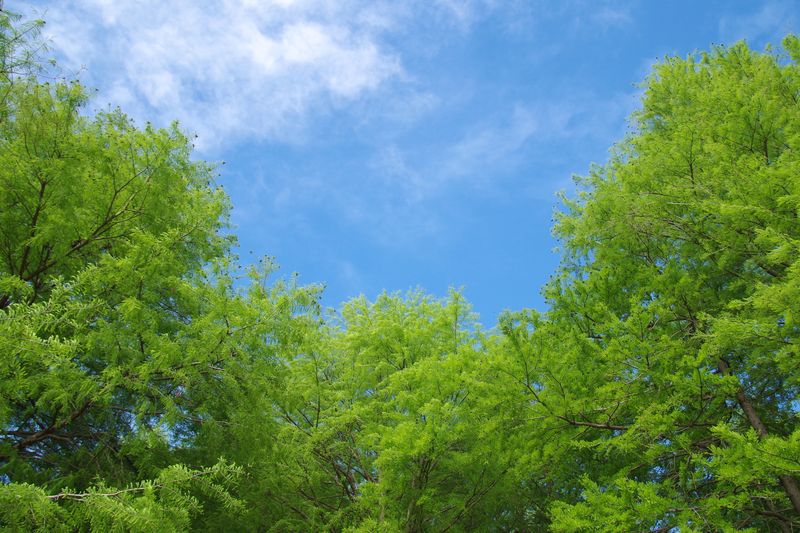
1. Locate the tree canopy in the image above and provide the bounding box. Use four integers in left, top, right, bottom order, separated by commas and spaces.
1, 9, 799, 532
499, 37, 800, 531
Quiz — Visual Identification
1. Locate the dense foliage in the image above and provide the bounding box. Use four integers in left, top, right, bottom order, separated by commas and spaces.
1, 10, 799, 531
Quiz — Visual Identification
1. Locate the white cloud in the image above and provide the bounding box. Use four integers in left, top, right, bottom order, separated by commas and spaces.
26, 0, 407, 148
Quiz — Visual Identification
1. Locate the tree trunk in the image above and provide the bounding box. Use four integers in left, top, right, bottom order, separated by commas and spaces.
718, 358, 800, 515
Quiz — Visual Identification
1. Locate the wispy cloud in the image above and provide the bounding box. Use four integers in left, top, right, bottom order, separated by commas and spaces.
337, 259, 365, 295
242, 89, 636, 247
719, 1, 797, 46
590, 5, 633, 29
499, 0, 633, 39
436, 105, 541, 182
400, 92, 634, 197
430, 0, 497, 31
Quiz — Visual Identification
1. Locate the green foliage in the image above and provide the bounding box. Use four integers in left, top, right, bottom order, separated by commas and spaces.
266, 290, 516, 531
0, 460, 241, 532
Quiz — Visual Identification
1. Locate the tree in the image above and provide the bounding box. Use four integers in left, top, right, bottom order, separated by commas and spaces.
0, 10, 319, 530
499, 37, 800, 531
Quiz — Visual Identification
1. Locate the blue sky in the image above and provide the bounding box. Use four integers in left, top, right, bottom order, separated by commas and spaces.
21, 0, 799, 324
